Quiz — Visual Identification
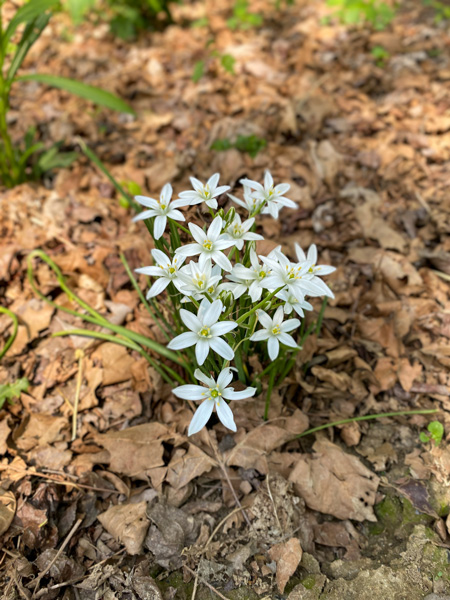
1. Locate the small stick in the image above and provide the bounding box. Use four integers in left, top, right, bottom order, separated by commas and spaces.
183, 565, 229, 600
29, 519, 82, 594
72, 349, 84, 441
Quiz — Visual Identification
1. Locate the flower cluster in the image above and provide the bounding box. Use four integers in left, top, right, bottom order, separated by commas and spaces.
133, 171, 335, 435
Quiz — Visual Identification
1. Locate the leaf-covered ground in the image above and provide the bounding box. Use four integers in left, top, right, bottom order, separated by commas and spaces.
1, 0, 450, 598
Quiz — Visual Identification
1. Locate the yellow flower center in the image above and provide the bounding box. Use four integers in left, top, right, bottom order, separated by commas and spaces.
210, 388, 221, 398
160, 203, 166, 210
272, 325, 281, 335
208, 286, 214, 294
203, 239, 213, 250
169, 267, 176, 274
199, 326, 211, 337
260, 271, 266, 278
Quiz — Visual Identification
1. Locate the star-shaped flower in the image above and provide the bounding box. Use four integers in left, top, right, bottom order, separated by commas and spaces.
175, 216, 234, 271
133, 183, 186, 239
178, 173, 230, 210
167, 299, 237, 365
250, 306, 300, 360
135, 249, 185, 298
173, 368, 256, 435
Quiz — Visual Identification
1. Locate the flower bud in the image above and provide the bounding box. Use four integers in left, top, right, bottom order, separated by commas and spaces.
219, 290, 235, 309
224, 207, 236, 225
217, 208, 225, 220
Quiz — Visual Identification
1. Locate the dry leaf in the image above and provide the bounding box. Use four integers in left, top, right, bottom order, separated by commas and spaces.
166, 445, 215, 490
16, 413, 67, 452
96, 423, 180, 480
0, 419, 11, 454
269, 537, 303, 593
98, 501, 149, 555
288, 439, 379, 521
94, 343, 136, 386
0, 489, 16, 535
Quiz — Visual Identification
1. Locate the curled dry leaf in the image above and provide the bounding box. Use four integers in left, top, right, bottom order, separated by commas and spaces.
269, 537, 303, 593
98, 501, 149, 555
288, 439, 380, 521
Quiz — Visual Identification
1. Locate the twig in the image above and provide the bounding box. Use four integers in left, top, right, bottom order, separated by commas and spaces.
29, 519, 82, 594
202, 506, 246, 553
206, 431, 252, 527
72, 349, 84, 441
183, 565, 229, 600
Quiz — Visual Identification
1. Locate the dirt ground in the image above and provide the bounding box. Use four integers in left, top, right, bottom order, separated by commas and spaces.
1, 0, 450, 598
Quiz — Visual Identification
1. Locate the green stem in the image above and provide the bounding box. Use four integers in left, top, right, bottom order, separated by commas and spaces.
27, 250, 187, 367
236, 286, 285, 324
264, 366, 277, 421
316, 297, 328, 336
120, 252, 172, 342
172, 219, 190, 236
292, 409, 439, 441
0, 307, 18, 360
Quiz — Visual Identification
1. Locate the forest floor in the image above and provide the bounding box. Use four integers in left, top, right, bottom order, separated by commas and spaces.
1, 0, 450, 598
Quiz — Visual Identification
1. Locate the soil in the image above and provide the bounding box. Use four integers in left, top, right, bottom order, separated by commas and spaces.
1, 0, 450, 598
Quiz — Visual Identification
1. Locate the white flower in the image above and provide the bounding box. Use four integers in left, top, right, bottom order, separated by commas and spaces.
221, 266, 253, 300
223, 214, 264, 251
259, 250, 316, 302
167, 299, 237, 365
250, 306, 300, 360
173, 367, 256, 435
178, 173, 230, 210
133, 183, 186, 239
175, 216, 234, 271
295, 243, 335, 298
135, 249, 186, 298
276, 289, 313, 317
240, 170, 298, 219
228, 185, 265, 216
231, 248, 279, 302
178, 260, 223, 299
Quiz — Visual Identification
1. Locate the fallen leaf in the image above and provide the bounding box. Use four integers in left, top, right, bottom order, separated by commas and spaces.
94, 343, 136, 386
0, 489, 16, 535
269, 537, 303, 593
98, 501, 149, 555
0, 419, 11, 454
16, 413, 67, 452
288, 439, 379, 521
96, 423, 181, 479
166, 445, 215, 490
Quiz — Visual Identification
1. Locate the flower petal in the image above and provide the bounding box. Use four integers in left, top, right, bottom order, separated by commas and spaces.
209, 336, 234, 360
147, 277, 170, 298
167, 331, 198, 350
133, 209, 157, 221
256, 310, 273, 330
202, 300, 223, 327
172, 384, 207, 400
208, 216, 223, 241
217, 367, 233, 390
168, 209, 185, 222
180, 309, 202, 332
222, 386, 257, 401
188, 400, 214, 435
212, 251, 232, 272
210, 321, 237, 336
153, 215, 167, 239
250, 329, 270, 341
151, 249, 170, 266
278, 332, 298, 348
134, 195, 159, 209
267, 336, 280, 360
194, 369, 216, 387
195, 339, 210, 365
216, 399, 236, 432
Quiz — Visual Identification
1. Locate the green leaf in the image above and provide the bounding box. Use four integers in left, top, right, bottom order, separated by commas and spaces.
17, 74, 135, 114
64, 0, 96, 24
428, 421, 444, 445
221, 54, 236, 74
4, 0, 58, 46
192, 60, 205, 83
0, 378, 29, 410
419, 432, 430, 443
7, 13, 51, 83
